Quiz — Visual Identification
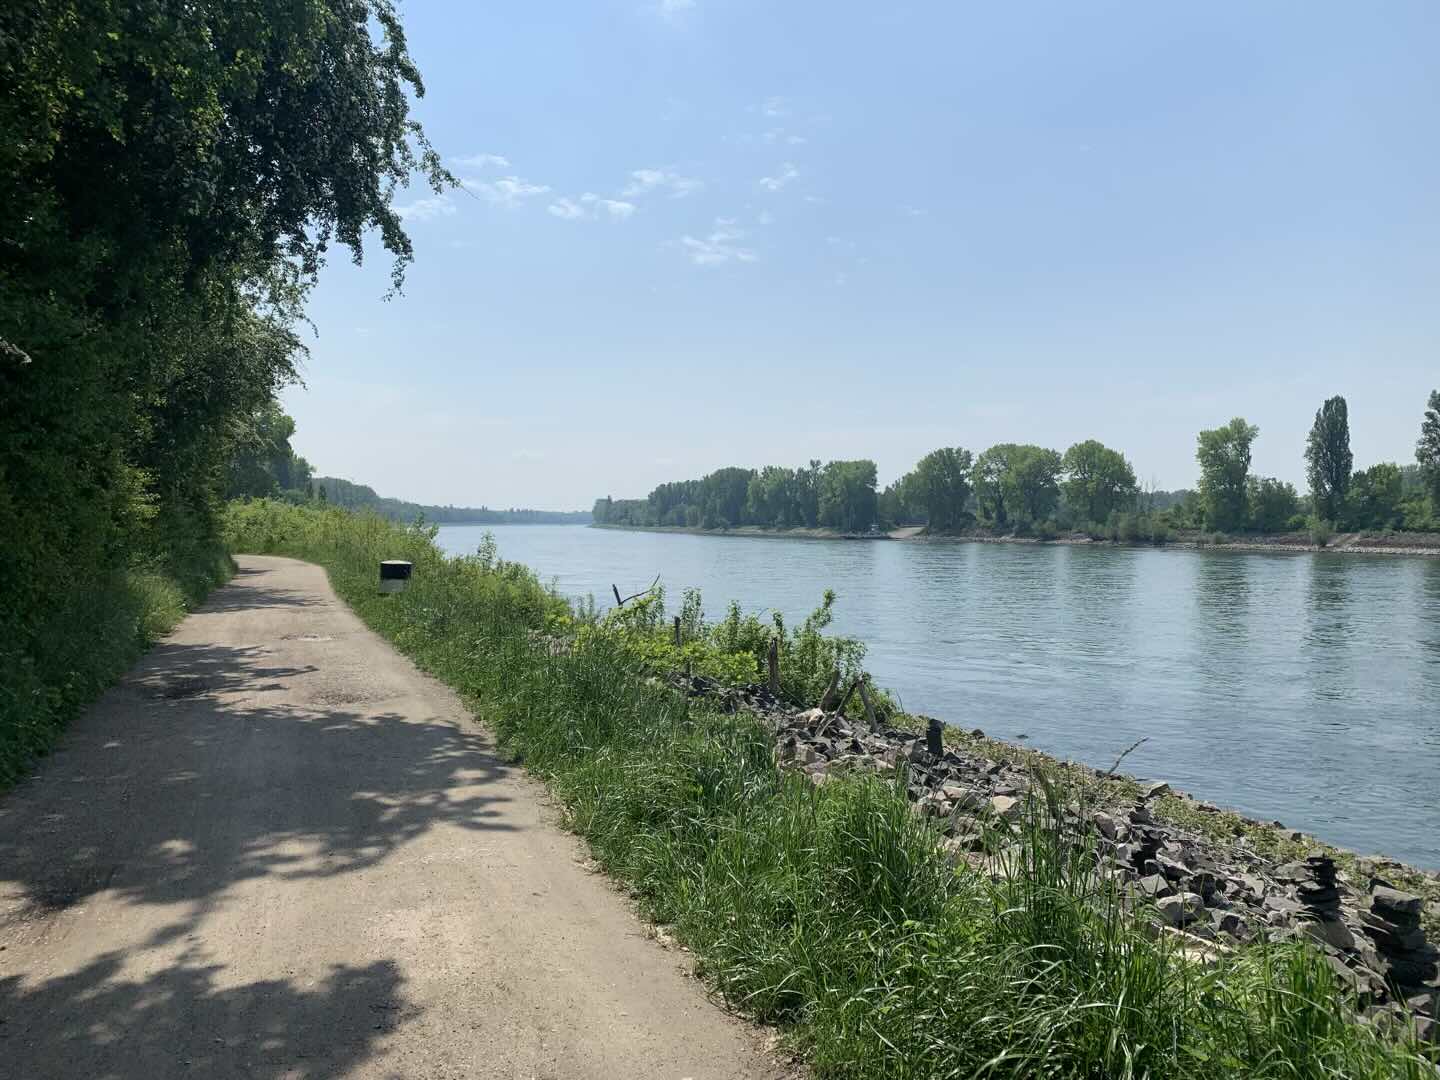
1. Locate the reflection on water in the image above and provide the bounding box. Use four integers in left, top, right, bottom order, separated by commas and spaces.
436, 525, 1440, 869
1305, 557, 1355, 703
1423, 561, 1440, 668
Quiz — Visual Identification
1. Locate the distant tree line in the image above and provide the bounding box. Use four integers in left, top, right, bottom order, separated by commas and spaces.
594, 460, 880, 532
302, 476, 591, 525
224, 408, 592, 523
593, 390, 1440, 540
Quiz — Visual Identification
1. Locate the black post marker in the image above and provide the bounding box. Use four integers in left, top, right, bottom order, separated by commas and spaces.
379, 560, 413, 594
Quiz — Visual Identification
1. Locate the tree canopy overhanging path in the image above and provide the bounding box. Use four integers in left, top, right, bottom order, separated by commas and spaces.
0, 556, 784, 1080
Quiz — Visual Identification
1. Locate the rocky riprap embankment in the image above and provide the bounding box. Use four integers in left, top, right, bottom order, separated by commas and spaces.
673, 674, 1440, 1043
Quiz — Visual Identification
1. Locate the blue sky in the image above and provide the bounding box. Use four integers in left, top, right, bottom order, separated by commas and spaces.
283, 1, 1439, 510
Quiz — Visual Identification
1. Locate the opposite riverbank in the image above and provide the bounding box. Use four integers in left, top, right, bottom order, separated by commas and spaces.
594, 522, 1440, 557
225, 501, 1440, 1075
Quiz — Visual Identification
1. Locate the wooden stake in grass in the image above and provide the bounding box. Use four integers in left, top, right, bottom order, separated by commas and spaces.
767, 637, 780, 697
858, 676, 879, 733
818, 668, 841, 711
926, 716, 944, 757
673, 615, 681, 648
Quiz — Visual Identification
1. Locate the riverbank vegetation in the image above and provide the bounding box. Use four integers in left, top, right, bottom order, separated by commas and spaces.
0, 2, 446, 784
593, 392, 1440, 546
227, 499, 1437, 1077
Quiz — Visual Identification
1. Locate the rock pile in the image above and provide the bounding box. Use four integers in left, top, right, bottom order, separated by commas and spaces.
670, 673, 1440, 1042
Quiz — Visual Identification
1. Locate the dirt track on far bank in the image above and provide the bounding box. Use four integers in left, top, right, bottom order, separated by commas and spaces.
0, 556, 785, 1080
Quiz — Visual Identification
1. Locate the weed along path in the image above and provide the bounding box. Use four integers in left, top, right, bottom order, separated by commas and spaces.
0, 556, 785, 1080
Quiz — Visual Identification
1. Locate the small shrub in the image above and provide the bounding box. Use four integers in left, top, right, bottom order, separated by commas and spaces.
1309, 516, 1334, 548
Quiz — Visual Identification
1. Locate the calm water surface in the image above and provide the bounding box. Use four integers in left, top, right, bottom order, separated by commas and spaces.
437, 524, 1440, 868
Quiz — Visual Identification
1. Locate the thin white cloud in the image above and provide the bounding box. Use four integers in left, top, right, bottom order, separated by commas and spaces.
900, 205, 927, 217
623, 168, 703, 199
548, 197, 586, 220
760, 96, 789, 119
656, 0, 695, 19
757, 210, 775, 226
455, 153, 510, 169
394, 195, 456, 222
760, 128, 809, 147
758, 162, 799, 192
464, 175, 551, 208
598, 198, 637, 219
551, 194, 638, 221
681, 219, 758, 266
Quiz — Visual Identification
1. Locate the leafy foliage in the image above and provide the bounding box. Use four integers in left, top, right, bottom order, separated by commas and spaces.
594, 458, 879, 533
1306, 396, 1354, 523
1347, 463, 1405, 531
1248, 476, 1301, 533
1196, 418, 1260, 532
896, 447, 973, 531
1061, 440, 1137, 525
1418, 390, 1440, 507
2, 0, 445, 778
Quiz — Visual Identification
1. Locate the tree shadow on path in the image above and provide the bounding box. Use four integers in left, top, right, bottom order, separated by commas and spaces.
0, 560, 525, 1077
0, 951, 410, 1080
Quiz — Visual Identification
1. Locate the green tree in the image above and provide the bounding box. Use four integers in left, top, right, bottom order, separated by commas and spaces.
901, 447, 973, 531
818, 460, 878, 532
794, 460, 822, 528
746, 466, 799, 528
1304, 396, 1353, 522
972, 444, 1017, 526
1418, 390, 1440, 507
1, 0, 447, 776
1061, 440, 1138, 525
1247, 477, 1300, 533
1196, 418, 1259, 531
1347, 463, 1404, 530
226, 404, 312, 498
1007, 445, 1064, 525
700, 467, 753, 529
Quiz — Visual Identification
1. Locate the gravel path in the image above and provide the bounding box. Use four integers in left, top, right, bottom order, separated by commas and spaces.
0, 555, 784, 1080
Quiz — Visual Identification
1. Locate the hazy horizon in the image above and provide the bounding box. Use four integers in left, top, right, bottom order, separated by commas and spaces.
282, 1, 1439, 510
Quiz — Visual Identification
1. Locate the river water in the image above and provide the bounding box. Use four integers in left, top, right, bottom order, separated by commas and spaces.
436, 524, 1440, 868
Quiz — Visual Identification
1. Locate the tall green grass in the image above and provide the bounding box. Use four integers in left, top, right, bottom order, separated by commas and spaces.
0, 536, 232, 788
224, 500, 1437, 1078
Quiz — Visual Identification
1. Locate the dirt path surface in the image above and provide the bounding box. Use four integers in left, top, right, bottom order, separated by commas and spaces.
0, 556, 785, 1080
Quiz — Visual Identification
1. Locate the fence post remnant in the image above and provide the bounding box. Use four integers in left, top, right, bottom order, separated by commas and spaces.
857, 676, 878, 733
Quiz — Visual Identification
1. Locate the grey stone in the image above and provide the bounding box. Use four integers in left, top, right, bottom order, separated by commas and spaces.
1155, 891, 1204, 927
1371, 885, 1424, 918
1156, 853, 1191, 883
1135, 873, 1173, 899
1416, 1014, 1436, 1045
989, 794, 1021, 820
1303, 916, 1356, 951
1264, 894, 1303, 917
1093, 812, 1127, 842
1143, 780, 1171, 799
1212, 910, 1248, 938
